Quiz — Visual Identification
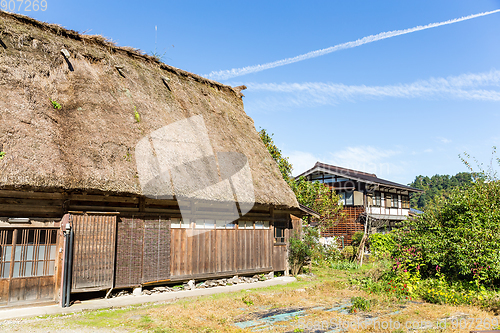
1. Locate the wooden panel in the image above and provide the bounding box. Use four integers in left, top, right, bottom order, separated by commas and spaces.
115, 217, 144, 288
273, 245, 287, 271
169, 227, 274, 280
71, 214, 116, 291
0, 279, 9, 305
322, 206, 365, 245
8, 276, 54, 303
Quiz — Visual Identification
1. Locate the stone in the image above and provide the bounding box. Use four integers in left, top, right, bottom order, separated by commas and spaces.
187, 279, 196, 290
267, 272, 274, 279
133, 286, 142, 296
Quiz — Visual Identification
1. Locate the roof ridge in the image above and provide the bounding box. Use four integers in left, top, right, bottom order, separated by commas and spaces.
0, 10, 236, 93
315, 161, 377, 177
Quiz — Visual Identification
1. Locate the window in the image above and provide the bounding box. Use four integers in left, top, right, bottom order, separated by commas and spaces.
274, 221, 286, 244
339, 192, 353, 205
402, 195, 410, 209
195, 219, 215, 229
345, 192, 354, 206
391, 194, 399, 208
0, 229, 58, 279
0, 230, 13, 279
238, 221, 253, 229
171, 218, 190, 229
255, 221, 270, 229
385, 193, 392, 208
372, 191, 381, 206
216, 220, 236, 229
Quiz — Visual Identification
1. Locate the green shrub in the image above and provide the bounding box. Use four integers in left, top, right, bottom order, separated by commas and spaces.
350, 296, 370, 313
341, 245, 355, 261
50, 99, 61, 109
289, 234, 311, 276
331, 260, 360, 270
351, 231, 364, 248
369, 233, 396, 258
393, 176, 500, 287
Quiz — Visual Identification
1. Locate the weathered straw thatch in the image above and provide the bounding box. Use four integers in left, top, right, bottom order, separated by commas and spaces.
0, 11, 299, 209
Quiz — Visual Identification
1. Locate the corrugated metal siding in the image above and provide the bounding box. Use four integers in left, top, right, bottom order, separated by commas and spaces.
71, 214, 116, 292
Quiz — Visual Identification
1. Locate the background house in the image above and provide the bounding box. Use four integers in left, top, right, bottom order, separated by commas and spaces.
297, 162, 422, 246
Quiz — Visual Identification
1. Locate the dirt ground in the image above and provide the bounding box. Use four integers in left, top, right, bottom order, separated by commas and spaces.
1, 266, 498, 333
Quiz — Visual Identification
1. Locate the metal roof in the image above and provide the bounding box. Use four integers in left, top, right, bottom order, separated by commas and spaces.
296, 162, 423, 193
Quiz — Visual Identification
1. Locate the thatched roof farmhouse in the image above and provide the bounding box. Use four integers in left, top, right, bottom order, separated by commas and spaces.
0, 11, 301, 308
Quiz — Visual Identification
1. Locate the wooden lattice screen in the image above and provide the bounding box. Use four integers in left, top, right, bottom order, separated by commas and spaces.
71, 214, 117, 292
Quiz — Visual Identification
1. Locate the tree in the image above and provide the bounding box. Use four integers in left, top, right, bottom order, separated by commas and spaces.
289, 176, 343, 228
259, 129, 342, 227
394, 149, 500, 287
259, 129, 293, 183
409, 172, 474, 209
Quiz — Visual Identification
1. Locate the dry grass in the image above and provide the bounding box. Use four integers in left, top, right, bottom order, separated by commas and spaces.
2, 265, 499, 332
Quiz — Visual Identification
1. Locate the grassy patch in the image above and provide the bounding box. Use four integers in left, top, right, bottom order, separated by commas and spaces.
4, 265, 500, 332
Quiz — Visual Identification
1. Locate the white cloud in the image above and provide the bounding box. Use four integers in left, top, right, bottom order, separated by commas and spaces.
438, 137, 452, 144
289, 146, 405, 180
238, 69, 500, 110
206, 9, 500, 80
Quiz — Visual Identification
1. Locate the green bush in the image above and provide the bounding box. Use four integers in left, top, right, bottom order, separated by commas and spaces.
369, 233, 396, 258
393, 176, 500, 288
351, 231, 364, 248
289, 234, 312, 276
331, 260, 360, 270
350, 296, 370, 313
341, 246, 355, 261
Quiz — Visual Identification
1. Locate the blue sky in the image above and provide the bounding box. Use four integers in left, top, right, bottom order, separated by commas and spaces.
11, 0, 500, 185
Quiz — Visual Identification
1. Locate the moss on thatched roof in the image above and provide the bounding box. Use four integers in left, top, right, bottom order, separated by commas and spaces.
0, 11, 298, 209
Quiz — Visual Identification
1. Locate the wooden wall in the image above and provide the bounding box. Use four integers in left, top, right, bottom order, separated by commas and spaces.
0, 190, 296, 304
71, 214, 117, 292
115, 216, 171, 288
321, 206, 365, 246
169, 228, 273, 281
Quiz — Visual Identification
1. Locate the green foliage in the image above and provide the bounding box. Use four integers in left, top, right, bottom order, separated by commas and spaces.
349, 296, 370, 313
259, 129, 342, 225
331, 260, 359, 270
369, 233, 396, 258
241, 295, 253, 306
0, 151, 5, 160
289, 235, 311, 276
409, 172, 473, 209
394, 149, 500, 288
289, 176, 343, 226
134, 106, 141, 123
50, 99, 62, 109
258, 129, 292, 182
288, 227, 323, 275
351, 231, 364, 248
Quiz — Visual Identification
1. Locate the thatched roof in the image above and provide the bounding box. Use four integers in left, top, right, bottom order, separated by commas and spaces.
0, 11, 299, 209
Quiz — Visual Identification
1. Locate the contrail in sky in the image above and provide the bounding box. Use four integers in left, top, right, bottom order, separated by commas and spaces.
205, 9, 500, 80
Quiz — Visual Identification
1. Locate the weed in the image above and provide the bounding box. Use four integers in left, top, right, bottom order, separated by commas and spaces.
124, 149, 132, 162
350, 296, 370, 313
0, 151, 5, 160
134, 106, 141, 123
50, 99, 62, 109
331, 260, 360, 270
241, 295, 253, 306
